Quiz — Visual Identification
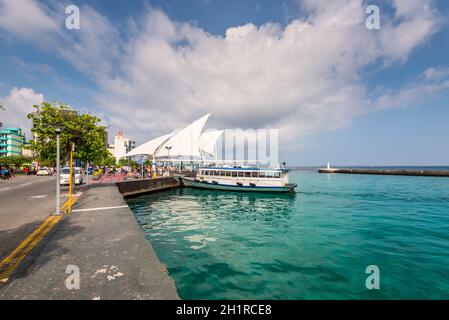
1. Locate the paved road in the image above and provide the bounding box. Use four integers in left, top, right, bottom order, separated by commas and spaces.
0, 185, 179, 299
0, 176, 82, 261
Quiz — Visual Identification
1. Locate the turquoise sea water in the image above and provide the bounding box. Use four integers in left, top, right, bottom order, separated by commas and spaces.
127, 169, 449, 299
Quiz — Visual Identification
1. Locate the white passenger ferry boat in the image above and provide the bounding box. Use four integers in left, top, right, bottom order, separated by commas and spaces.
181, 166, 297, 193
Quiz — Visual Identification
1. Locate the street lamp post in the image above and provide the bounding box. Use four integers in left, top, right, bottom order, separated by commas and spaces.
85, 161, 89, 185
165, 146, 172, 176
140, 156, 144, 180
54, 126, 62, 215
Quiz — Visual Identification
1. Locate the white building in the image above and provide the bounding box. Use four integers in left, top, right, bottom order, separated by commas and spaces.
113, 132, 135, 163
107, 143, 115, 157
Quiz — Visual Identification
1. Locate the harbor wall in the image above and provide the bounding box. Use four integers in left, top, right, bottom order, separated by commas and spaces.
318, 169, 449, 177
116, 177, 181, 197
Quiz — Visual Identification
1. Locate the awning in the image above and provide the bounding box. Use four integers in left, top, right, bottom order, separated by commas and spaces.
156, 114, 210, 158
125, 132, 174, 156
199, 130, 223, 157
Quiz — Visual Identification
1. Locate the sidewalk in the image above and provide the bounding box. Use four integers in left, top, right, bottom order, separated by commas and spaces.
0, 184, 179, 300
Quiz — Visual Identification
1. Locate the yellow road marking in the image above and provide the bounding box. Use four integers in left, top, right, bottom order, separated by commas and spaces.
0, 216, 61, 283
62, 194, 80, 214
0, 215, 56, 270
0, 190, 84, 283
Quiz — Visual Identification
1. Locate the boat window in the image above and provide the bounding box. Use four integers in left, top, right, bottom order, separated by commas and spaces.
274, 172, 281, 178
226, 171, 232, 176
245, 172, 251, 178
232, 171, 238, 177
220, 171, 226, 176
238, 172, 244, 177
214, 171, 219, 176
205, 170, 210, 176
259, 172, 265, 178
251, 172, 258, 178
266, 172, 274, 178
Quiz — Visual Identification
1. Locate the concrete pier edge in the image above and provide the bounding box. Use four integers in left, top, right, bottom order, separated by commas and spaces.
0, 178, 181, 300
318, 168, 449, 177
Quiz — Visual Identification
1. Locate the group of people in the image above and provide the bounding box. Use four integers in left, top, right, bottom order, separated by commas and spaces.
153, 165, 178, 177
96, 164, 180, 180
0, 166, 16, 180
1, 163, 183, 181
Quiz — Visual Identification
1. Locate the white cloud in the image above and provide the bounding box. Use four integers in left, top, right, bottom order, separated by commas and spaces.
0, 87, 44, 139
376, 68, 449, 110
57, 5, 121, 78
424, 67, 449, 80
0, 0, 58, 42
380, 0, 442, 61
0, 0, 447, 148
0, 1, 119, 78
93, 0, 444, 144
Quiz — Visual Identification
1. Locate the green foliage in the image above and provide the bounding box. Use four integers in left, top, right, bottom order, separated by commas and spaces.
38, 158, 55, 167
117, 158, 128, 167
117, 158, 138, 168
27, 102, 110, 166
0, 155, 32, 167
99, 155, 116, 167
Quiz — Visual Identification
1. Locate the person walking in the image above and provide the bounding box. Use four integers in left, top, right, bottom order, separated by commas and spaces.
24, 166, 29, 176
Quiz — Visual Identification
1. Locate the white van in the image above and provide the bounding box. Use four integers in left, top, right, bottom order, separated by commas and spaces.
60, 167, 84, 185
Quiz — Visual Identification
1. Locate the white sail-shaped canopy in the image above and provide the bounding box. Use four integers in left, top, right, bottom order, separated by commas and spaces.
199, 130, 223, 157
126, 132, 174, 156
156, 114, 210, 158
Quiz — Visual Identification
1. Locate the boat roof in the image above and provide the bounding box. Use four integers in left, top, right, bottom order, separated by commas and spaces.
199, 166, 290, 172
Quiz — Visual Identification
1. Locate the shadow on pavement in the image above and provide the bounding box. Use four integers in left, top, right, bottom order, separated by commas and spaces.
0, 221, 44, 261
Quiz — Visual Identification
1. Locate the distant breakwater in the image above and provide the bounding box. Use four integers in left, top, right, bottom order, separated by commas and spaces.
318, 168, 449, 177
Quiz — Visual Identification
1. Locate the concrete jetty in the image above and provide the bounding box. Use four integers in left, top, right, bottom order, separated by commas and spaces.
116, 176, 180, 197
318, 168, 449, 177
0, 183, 179, 300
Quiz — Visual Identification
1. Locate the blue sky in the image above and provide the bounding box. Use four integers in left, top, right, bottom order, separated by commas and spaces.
1, 0, 449, 166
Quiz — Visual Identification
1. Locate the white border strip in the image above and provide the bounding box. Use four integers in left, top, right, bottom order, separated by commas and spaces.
72, 205, 128, 212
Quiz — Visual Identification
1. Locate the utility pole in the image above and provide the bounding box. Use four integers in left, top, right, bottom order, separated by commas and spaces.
165, 146, 172, 176
85, 161, 89, 185
68, 142, 74, 214
54, 126, 62, 215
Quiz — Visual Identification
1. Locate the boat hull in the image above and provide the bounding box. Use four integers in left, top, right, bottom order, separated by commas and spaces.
181, 177, 296, 193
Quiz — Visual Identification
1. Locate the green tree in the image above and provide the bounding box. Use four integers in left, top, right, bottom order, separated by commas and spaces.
27, 102, 110, 166
99, 154, 116, 167
117, 158, 138, 168
0, 155, 32, 167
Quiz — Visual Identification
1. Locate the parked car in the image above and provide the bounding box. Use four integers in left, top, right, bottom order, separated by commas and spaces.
37, 167, 52, 176
60, 167, 84, 185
